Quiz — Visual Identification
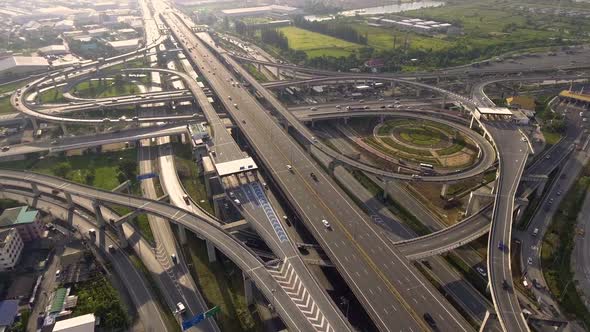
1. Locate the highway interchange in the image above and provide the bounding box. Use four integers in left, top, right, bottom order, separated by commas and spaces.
3, 0, 590, 331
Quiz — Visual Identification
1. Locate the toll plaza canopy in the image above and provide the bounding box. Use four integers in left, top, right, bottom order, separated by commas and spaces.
214, 157, 258, 176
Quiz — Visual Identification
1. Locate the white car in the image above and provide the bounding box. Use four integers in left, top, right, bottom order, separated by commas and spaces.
475, 266, 487, 277
176, 302, 186, 314
527, 257, 533, 265
321, 219, 331, 229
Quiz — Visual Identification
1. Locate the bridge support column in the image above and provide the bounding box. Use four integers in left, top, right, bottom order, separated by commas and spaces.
30, 183, 41, 197
382, 180, 392, 200
177, 225, 187, 245
60, 123, 68, 136
342, 117, 348, 125
93, 201, 105, 228
65, 192, 75, 210
469, 114, 475, 129
536, 178, 547, 196
243, 272, 254, 306
440, 183, 449, 198
206, 240, 216, 262
328, 160, 337, 176
257, 63, 261, 72
465, 192, 479, 217
380, 115, 385, 124
416, 88, 421, 97
30, 118, 39, 132
115, 224, 128, 248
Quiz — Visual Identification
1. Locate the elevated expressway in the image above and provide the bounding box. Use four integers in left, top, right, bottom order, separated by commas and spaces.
11, 73, 200, 125
0, 190, 171, 332
165, 10, 473, 331
0, 169, 338, 332
233, 44, 538, 332
234, 53, 590, 80
0, 124, 188, 157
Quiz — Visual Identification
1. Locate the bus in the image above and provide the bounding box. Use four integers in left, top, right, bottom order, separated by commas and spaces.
419, 163, 434, 170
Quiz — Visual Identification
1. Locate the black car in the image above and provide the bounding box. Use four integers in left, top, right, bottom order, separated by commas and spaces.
423, 313, 437, 328
310, 172, 319, 182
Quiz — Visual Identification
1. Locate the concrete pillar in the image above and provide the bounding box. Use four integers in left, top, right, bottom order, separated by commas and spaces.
382, 180, 391, 200
31, 183, 41, 197
177, 225, 187, 245
257, 63, 261, 72
65, 192, 74, 210
60, 123, 68, 136
416, 88, 421, 97
465, 192, 479, 217
469, 115, 475, 129
212, 198, 222, 218
93, 201, 105, 228
206, 240, 216, 262
328, 160, 337, 176
380, 115, 385, 124
275, 66, 280, 78
116, 224, 128, 248
30, 118, 39, 131
243, 272, 254, 305
536, 180, 547, 196
440, 183, 449, 198
342, 117, 348, 125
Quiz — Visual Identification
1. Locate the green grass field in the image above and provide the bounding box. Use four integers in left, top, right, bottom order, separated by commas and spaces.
184, 233, 262, 332
278, 26, 363, 58
353, 24, 452, 52
542, 161, 590, 328
406, 0, 590, 49
38, 88, 67, 103
399, 127, 443, 146
0, 96, 16, 114
73, 80, 139, 99
0, 149, 136, 190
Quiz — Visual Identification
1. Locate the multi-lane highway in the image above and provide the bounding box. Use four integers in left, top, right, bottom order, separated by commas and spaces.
0, 189, 171, 332
163, 10, 474, 331
0, 124, 188, 158
0, 169, 338, 332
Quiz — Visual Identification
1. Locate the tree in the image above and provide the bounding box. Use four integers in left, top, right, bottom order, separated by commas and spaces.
118, 160, 137, 181
53, 162, 72, 178
113, 74, 125, 94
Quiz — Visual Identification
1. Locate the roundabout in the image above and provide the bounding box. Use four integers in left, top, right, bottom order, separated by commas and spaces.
368, 118, 479, 169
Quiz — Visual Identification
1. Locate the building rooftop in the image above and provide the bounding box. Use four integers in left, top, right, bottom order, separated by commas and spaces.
39, 45, 67, 53
0, 300, 19, 327
53, 313, 95, 331
0, 206, 39, 228
50, 288, 67, 314
107, 38, 140, 49
215, 157, 258, 177
221, 5, 298, 15
560, 90, 590, 103
506, 95, 536, 111
477, 107, 514, 115
0, 56, 49, 72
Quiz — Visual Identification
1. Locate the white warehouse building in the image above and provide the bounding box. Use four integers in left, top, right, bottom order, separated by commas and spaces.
0, 56, 50, 78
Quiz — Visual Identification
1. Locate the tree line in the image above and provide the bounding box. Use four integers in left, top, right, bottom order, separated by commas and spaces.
293, 15, 367, 45
260, 29, 289, 51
